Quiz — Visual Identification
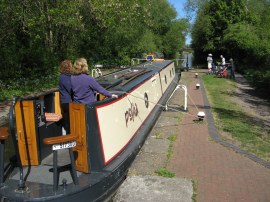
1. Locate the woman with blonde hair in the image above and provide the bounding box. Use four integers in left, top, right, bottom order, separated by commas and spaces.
71, 58, 118, 104
73, 58, 89, 74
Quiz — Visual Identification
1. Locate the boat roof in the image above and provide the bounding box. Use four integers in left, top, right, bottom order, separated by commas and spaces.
97, 60, 173, 92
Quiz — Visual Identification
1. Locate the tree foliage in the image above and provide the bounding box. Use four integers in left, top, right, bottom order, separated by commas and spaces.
190, 0, 270, 69
190, 0, 270, 93
0, 0, 188, 84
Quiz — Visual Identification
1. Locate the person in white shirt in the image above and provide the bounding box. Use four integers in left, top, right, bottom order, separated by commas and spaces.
207, 54, 213, 74
220, 55, 226, 65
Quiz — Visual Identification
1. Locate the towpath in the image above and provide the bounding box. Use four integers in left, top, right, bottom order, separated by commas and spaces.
167, 70, 270, 202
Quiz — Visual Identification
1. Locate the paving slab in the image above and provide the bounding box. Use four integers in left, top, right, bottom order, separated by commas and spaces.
113, 176, 193, 202
128, 152, 168, 176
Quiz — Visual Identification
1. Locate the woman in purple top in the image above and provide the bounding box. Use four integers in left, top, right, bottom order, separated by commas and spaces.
71, 58, 118, 104
58, 60, 74, 134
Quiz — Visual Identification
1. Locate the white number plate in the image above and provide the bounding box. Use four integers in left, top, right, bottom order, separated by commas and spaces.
52, 141, 76, 150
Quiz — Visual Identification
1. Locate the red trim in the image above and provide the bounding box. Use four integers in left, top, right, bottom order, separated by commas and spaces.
96, 73, 157, 109
95, 108, 106, 163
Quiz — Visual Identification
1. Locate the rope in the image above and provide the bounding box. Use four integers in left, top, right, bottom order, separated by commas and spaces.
142, 62, 201, 114
111, 61, 202, 119
112, 90, 198, 119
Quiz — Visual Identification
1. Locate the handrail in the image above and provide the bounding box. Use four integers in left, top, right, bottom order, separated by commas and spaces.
173, 59, 185, 67
91, 68, 103, 78
131, 58, 147, 65
165, 84, 188, 111
43, 135, 76, 145
9, 98, 21, 167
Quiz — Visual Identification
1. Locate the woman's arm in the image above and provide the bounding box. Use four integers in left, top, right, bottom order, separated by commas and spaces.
89, 77, 118, 98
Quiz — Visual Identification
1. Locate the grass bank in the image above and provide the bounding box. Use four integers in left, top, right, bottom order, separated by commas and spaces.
202, 75, 270, 162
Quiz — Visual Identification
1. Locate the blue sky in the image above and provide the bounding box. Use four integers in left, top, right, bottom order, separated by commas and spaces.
168, 0, 186, 18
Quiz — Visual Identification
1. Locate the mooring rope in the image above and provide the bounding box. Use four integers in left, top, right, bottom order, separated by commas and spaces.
149, 62, 202, 115
111, 90, 198, 119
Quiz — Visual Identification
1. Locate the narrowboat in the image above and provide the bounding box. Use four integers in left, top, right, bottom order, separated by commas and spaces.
0, 60, 179, 201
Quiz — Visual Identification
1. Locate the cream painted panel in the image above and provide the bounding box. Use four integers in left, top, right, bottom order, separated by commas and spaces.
96, 73, 162, 163
159, 63, 175, 93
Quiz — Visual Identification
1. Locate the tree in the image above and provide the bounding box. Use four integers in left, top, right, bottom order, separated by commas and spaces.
0, 0, 84, 79
191, 0, 255, 64
0, 0, 189, 82
163, 19, 189, 58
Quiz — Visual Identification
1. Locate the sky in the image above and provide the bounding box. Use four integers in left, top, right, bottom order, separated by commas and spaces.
168, 0, 187, 18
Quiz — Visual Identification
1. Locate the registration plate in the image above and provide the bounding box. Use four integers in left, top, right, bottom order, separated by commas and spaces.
52, 141, 76, 150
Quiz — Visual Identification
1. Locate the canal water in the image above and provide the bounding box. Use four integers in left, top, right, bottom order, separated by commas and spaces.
181, 53, 193, 69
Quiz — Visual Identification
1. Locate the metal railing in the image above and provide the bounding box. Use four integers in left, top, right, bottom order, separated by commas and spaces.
165, 84, 187, 111
91, 68, 103, 78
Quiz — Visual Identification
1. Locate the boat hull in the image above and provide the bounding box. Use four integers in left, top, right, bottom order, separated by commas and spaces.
0, 60, 179, 201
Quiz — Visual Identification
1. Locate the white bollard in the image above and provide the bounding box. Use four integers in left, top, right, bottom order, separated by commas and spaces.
196, 83, 200, 89
197, 111, 205, 121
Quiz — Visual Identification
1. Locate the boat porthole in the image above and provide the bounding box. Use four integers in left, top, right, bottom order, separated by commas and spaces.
144, 92, 149, 108
165, 75, 167, 84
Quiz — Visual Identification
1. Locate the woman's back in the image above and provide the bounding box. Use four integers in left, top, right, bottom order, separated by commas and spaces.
71, 74, 112, 104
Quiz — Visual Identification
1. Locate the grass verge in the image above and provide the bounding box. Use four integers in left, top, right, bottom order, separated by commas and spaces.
202, 75, 270, 161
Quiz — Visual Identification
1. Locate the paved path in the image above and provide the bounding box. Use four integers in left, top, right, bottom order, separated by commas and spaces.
168, 70, 270, 202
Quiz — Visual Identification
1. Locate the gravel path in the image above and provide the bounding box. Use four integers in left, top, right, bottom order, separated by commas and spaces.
233, 73, 270, 132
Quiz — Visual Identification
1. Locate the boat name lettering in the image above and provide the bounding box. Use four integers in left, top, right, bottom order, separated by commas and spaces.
125, 103, 139, 127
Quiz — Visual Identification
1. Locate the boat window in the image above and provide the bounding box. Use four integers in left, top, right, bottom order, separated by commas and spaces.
144, 92, 149, 108
44, 93, 55, 113
165, 75, 167, 84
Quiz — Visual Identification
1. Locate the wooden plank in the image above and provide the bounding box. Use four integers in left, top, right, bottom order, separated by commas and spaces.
69, 103, 89, 173
0, 127, 9, 141
54, 92, 61, 115
15, 101, 39, 166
